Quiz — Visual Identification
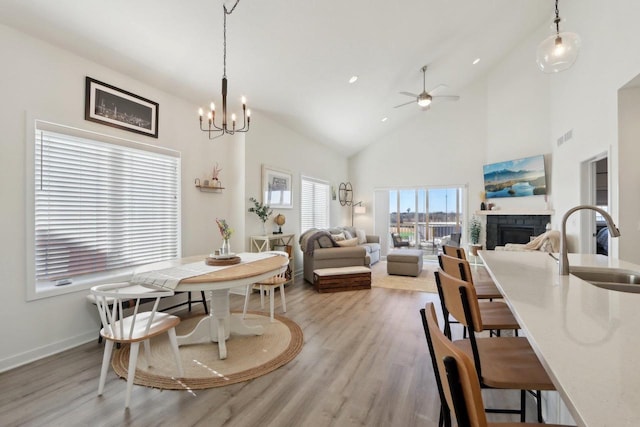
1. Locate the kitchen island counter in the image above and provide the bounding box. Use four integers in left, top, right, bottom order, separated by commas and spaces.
479, 250, 640, 427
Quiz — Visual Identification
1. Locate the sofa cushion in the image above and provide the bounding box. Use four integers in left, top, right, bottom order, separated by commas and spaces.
312, 246, 366, 260
342, 226, 357, 237
337, 237, 358, 247
360, 242, 380, 254
355, 229, 367, 244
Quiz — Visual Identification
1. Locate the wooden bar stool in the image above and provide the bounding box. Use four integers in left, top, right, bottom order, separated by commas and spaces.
421, 303, 571, 427
438, 254, 514, 339
439, 253, 502, 300
442, 244, 467, 260
436, 271, 556, 422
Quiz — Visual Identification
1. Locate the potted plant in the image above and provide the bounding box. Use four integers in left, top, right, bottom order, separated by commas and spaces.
469, 216, 482, 256
215, 218, 233, 254
248, 197, 273, 235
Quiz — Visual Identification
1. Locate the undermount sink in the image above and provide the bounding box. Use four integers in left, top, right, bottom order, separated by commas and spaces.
570, 266, 640, 293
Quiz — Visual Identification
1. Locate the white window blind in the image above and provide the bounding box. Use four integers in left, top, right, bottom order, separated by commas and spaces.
301, 176, 329, 232
34, 128, 179, 285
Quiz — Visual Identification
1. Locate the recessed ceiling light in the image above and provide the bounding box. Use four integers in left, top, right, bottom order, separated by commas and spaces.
349, 75, 359, 84
472, 58, 481, 65
381, 117, 388, 122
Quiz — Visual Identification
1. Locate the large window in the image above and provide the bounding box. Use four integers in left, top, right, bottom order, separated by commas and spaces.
388, 186, 464, 258
301, 176, 330, 232
29, 121, 180, 297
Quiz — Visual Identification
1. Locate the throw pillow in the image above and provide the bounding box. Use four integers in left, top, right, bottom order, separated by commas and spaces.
343, 230, 353, 239
337, 237, 359, 247
355, 229, 367, 245
332, 231, 346, 241
317, 235, 334, 248
343, 226, 357, 237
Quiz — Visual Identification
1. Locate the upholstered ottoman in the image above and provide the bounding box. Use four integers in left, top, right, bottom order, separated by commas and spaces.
313, 266, 371, 293
387, 249, 423, 277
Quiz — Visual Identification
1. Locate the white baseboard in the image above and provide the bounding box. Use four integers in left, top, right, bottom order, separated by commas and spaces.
0, 330, 97, 373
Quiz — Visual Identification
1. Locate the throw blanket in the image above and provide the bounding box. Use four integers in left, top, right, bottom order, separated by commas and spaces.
523, 230, 560, 252
299, 229, 339, 255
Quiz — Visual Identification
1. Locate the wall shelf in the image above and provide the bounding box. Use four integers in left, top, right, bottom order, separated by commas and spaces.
195, 184, 225, 192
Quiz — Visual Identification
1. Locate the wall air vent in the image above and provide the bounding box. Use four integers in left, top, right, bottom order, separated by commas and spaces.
557, 129, 574, 147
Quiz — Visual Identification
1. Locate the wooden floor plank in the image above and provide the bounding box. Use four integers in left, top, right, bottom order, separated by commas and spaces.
0, 274, 534, 427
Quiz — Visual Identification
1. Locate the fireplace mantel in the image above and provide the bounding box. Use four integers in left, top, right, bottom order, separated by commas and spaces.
475, 210, 554, 216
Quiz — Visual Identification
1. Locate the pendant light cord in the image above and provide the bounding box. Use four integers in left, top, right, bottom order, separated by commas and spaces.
198, 0, 250, 139
554, 0, 561, 35
222, 0, 241, 78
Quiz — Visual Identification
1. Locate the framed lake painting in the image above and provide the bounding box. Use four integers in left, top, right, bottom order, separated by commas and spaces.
483, 154, 547, 198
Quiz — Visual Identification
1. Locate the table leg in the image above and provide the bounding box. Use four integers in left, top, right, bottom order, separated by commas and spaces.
217, 317, 227, 359
176, 288, 264, 360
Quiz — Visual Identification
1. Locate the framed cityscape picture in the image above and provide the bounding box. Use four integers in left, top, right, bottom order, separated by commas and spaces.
262, 165, 293, 209
85, 77, 159, 138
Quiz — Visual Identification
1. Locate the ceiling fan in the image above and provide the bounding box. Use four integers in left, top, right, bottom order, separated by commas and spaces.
394, 65, 460, 110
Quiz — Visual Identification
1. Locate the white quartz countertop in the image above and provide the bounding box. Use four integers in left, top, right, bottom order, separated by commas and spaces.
479, 250, 640, 427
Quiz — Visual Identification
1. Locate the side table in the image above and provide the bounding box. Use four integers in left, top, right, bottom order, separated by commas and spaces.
250, 233, 296, 285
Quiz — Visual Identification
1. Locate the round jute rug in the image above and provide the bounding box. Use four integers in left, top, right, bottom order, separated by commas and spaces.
111, 311, 303, 390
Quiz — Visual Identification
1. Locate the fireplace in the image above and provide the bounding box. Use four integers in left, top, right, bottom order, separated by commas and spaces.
486, 215, 550, 250
498, 225, 535, 246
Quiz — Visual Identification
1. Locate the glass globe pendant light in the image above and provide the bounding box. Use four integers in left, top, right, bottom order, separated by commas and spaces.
536, 0, 581, 73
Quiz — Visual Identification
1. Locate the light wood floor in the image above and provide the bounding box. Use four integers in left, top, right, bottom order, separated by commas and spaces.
0, 273, 535, 427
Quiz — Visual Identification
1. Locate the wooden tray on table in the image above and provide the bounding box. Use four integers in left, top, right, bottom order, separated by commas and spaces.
205, 255, 241, 266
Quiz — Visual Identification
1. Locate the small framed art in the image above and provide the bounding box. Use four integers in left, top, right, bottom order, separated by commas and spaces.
85, 77, 159, 138
262, 165, 293, 209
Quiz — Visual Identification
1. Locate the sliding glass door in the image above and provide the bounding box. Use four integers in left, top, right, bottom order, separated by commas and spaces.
388, 186, 464, 259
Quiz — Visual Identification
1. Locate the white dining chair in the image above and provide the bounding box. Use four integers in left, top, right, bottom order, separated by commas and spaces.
91, 282, 184, 408
243, 251, 290, 321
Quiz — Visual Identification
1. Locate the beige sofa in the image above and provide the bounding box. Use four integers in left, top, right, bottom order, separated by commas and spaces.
299, 227, 380, 283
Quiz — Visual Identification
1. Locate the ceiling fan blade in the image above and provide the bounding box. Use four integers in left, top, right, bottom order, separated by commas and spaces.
427, 84, 448, 95
399, 91, 418, 98
431, 95, 460, 101
393, 100, 416, 108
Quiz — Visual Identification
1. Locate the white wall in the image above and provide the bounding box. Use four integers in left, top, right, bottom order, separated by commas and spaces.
546, 0, 640, 258
0, 24, 238, 371
349, 28, 551, 244
484, 0, 640, 257
0, 23, 344, 371
244, 114, 348, 274
349, 77, 488, 244
618, 86, 640, 264
4, 0, 640, 373
351, 0, 640, 260
485, 25, 552, 213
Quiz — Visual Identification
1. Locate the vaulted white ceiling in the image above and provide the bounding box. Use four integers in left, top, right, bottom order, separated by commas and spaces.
0, 0, 552, 156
